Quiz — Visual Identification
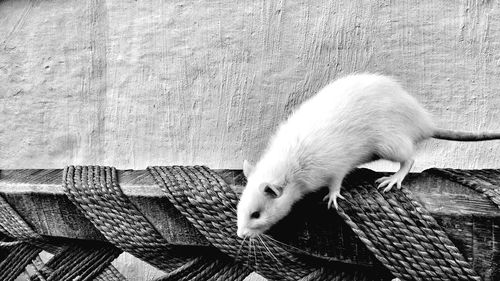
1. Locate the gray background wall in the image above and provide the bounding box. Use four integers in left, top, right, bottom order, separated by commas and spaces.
1, 0, 499, 280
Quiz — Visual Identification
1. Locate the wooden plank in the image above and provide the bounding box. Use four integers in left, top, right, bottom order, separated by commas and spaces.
0, 0, 499, 171
0, 168, 499, 280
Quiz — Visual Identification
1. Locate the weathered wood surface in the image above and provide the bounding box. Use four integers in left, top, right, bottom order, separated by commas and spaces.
0, 168, 499, 280
0, 0, 499, 171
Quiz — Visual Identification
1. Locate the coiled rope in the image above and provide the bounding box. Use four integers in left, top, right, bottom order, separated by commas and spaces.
0, 165, 488, 280
336, 169, 481, 281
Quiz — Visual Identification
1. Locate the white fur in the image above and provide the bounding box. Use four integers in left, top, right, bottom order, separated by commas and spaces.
237, 73, 434, 238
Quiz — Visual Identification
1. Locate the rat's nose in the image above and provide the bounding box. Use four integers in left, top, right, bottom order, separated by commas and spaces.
237, 228, 246, 238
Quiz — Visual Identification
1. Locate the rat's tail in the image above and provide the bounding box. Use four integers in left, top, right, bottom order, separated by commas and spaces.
433, 128, 500, 141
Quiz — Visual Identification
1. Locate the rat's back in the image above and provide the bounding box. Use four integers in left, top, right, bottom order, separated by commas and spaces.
288, 73, 433, 137
265, 73, 434, 178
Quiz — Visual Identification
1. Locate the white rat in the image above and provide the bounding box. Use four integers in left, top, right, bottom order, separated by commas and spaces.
236, 73, 500, 238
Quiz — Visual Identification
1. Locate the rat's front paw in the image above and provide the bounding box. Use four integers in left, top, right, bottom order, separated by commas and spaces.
376, 174, 403, 192
323, 191, 345, 210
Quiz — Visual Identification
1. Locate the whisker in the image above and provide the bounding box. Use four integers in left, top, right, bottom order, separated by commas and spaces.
252, 237, 257, 268
263, 234, 305, 254
254, 235, 264, 266
235, 236, 247, 261
258, 235, 282, 266
256, 235, 270, 269
248, 238, 252, 267
228, 204, 237, 212
260, 236, 279, 263
252, 237, 258, 267
253, 238, 258, 267
246, 237, 252, 269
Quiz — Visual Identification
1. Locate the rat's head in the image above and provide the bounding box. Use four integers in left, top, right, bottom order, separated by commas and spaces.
236, 160, 302, 238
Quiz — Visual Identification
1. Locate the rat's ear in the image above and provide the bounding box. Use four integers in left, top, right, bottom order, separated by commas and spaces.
261, 184, 283, 198
243, 160, 254, 178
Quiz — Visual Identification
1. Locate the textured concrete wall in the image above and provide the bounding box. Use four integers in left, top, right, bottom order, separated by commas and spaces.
1, 0, 499, 171
1, 0, 500, 280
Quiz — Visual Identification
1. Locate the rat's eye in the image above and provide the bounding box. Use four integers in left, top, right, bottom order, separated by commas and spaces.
250, 211, 260, 219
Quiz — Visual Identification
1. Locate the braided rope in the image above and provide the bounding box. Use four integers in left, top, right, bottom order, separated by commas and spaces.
0, 180, 124, 281
63, 165, 259, 281
0, 165, 483, 281
148, 166, 380, 281
63, 165, 198, 272
0, 243, 42, 281
0, 194, 46, 281
29, 243, 122, 281
337, 170, 481, 281
0, 240, 23, 247
427, 168, 500, 208
149, 166, 321, 280
149, 166, 292, 280
154, 256, 250, 281
0, 195, 42, 240
149, 166, 481, 280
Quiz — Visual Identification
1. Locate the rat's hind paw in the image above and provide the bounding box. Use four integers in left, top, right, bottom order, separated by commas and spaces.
323, 191, 345, 210
376, 174, 403, 193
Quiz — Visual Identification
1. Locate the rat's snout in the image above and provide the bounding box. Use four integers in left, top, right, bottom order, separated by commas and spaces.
236, 223, 252, 238
237, 225, 254, 238
237, 226, 263, 238
237, 227, 246, 238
